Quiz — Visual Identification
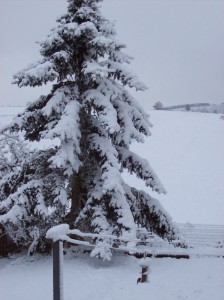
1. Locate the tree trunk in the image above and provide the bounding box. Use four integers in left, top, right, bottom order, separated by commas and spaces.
0, 225, 8, 257
66, 173, 81, 226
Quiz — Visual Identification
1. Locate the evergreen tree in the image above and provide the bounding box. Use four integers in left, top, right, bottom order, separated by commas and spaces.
185, 104, 191, 112
153, 101, 163, 110
0, 0, 178, 258
0, 132, 68, 254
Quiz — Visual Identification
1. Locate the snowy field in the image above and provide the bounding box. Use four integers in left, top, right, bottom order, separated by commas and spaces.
124, 110, 224, 225
1, 252, 224, 300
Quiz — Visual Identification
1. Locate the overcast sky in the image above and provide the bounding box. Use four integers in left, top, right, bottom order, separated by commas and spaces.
0, 0, 224, 109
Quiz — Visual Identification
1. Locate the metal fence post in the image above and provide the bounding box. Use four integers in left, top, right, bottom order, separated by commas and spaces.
53, 240, 63, 300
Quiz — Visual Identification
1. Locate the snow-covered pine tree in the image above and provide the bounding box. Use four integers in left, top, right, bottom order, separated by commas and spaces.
0, 0, 178, 258
0, 132, 68, 254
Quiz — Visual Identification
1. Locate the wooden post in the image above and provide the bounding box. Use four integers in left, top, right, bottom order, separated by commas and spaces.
137, 257, 150, 284
141, 265, 149, 283
53, 240, 64, 300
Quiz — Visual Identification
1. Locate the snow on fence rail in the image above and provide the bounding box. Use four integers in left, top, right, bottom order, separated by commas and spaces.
46, 223, 224, 253
46, 224, 193, 262
177, 223, 224, 247
46, 224, 172, 255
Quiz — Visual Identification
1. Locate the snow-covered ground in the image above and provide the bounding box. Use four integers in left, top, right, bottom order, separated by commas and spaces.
1, 252, 224, 300
124, 110, 224, 225
1, 108, 224, 300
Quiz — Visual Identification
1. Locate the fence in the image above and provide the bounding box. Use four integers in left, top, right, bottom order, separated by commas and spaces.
177, 223, 224, 247
46, 223, 224, 300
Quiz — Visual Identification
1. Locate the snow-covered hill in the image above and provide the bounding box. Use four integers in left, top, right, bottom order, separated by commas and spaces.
1, 107, 223, 225
124, 110, 224, 225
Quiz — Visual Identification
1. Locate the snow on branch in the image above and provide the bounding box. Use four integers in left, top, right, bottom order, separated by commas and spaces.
49, 139, 82, 176
90, 35, 115, 49
124, 184, 179, 241
114, 100, 147, 146
78, 133, 137, 242
109, 61, 148, 91
0, 179, 47, 224
121, 90, 151, 123
90, 133, 119, 164
118, 147, 166, 194
83, 60, 115, 78
89, 133, 126, 195
83, 89, 120, 134
46, 224, 179, 260
109, 49, 133, 64
41, 86, 71, 118
43, 100, 81, 143
47, 224, 139, 243
12, 59, 59, 87
99, 20, 117, 37
74, 21, 98, 37
40, 22, 78, 56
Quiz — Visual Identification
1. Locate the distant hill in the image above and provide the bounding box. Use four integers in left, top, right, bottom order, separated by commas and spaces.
161, 103, 210, 111
192, 103, 224, 114
159, 103, 224, 114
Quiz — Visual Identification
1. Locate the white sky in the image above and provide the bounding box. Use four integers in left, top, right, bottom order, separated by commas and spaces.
0, 0, 224, 109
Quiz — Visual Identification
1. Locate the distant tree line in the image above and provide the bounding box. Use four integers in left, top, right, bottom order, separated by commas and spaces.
153, 102, 224, 114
